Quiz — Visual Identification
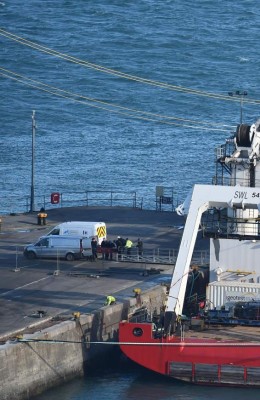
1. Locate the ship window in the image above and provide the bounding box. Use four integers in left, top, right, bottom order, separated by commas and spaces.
133, 327, 143, 337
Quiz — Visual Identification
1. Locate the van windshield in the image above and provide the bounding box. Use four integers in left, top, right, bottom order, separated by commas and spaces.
48, 228, 60, 235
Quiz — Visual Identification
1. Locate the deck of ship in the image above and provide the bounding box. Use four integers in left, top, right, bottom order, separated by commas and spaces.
182, 324, 260, 342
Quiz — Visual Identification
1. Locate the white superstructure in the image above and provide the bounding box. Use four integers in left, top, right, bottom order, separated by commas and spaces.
169, 120, 260, 321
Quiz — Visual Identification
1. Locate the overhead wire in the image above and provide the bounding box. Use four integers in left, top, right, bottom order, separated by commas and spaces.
0, 28, 255, 130
0, 28, 259, 105
0, 67, 234, 132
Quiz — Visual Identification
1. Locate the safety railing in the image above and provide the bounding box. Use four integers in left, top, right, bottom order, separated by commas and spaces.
115, 248, 209, 266
212, 176, 260, 187
8, 245, 209, 271
1, 190, 144, 215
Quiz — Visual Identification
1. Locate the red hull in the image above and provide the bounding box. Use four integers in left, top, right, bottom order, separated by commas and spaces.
119, 321, 260, 387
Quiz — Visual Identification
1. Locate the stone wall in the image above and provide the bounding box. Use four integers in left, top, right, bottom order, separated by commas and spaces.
0, 285, 167, 400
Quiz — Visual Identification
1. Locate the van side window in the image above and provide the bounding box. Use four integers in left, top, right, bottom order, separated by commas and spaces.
39, 238, 49, 247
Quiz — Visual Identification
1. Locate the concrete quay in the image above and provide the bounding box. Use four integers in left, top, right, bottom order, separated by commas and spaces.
0, 206, 208, 400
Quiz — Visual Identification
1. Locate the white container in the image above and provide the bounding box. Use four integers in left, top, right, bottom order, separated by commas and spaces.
207, 281, 260, 309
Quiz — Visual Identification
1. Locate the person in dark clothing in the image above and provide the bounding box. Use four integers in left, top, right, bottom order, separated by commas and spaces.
115, 236, 122, 252
121, 237, 126, 250
136, 238, 143, 256
115, 236, 126, 258
101, 238, 107, 260
107, 240, 115, 260
91, 237, 98, 261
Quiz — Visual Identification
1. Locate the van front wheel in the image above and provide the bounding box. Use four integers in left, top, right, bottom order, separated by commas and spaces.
26, 251, 36, 260
66, 253, 75, 261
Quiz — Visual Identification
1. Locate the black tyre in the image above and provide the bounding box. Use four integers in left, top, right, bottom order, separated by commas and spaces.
66, 252, 75, 261
26, 251, 36, 260
236, 124, 251, 147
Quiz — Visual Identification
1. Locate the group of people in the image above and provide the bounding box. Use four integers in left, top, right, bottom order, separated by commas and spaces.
90, 237, 116, 261
100, 238, 117, 260
115, 236, 143, 257
90, 236, 143, 261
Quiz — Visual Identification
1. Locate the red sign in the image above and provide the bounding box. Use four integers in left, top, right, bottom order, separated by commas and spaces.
51, 192, 60, 204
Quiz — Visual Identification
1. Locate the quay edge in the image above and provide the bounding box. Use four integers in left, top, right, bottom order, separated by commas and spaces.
0, 285, 167, 400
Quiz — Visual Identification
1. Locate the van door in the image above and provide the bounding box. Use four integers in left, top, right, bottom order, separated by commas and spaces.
35, 237, 50, 258
82, 237, 92, 257
95, 223, 107, 245
48, 237, 64, 259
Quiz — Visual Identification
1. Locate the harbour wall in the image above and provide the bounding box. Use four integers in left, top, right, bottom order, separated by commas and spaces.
0, 285, 167, 400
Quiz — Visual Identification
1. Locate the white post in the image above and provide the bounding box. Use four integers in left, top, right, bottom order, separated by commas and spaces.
30, 111, 36, 212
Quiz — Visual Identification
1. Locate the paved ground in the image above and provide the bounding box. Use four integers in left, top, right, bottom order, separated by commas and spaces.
0, 206, 209, 340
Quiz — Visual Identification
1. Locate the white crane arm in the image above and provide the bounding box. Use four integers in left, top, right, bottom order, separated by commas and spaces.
175, 189, 192, 216
166, 184, 260, 317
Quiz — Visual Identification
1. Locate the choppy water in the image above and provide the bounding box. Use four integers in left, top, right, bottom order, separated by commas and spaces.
1, 0, 260, 398
1, 0, 259, 214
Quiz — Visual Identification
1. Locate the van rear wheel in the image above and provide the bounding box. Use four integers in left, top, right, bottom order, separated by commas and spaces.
66, 253, 75, 261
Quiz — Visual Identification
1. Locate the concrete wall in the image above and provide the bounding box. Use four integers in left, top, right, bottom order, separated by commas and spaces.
0, 285, 166, 400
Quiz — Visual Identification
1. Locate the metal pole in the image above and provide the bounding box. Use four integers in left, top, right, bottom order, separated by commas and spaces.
239, 92, 247, 124
240, 97, 243, 124
30, 110, 36, 212
228, 90, 247, 124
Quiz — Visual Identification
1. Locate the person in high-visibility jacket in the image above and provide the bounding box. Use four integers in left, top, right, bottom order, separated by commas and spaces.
125, 238, 133, 255
105, 295, 116, 306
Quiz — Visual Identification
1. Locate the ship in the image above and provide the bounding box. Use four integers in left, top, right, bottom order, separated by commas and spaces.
119, 119, 260, 387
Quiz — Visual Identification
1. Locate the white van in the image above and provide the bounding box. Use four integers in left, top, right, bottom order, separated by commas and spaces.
46, 221, 106, 245
24, 235, 91, 261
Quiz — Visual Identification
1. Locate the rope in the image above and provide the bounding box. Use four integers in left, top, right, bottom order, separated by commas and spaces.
13, 338, 260, 347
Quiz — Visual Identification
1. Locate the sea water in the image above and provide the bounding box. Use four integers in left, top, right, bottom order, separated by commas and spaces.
35, 359, 260, 400
1, 0, 259, 213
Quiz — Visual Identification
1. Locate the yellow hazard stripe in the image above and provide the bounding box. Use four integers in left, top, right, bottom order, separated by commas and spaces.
97, 226, 106, 238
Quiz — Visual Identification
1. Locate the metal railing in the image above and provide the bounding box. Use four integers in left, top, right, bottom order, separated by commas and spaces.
1, 190, 144, 215
10, 245, 209, 269
115, 248, 209, 266
212, 176, 260, 187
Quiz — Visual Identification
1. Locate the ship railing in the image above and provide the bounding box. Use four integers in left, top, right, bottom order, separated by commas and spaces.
202, 211, 260, 238
212, 176, 260, 187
